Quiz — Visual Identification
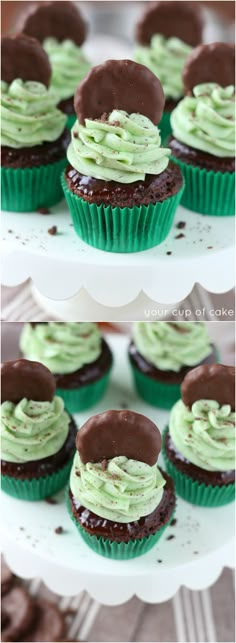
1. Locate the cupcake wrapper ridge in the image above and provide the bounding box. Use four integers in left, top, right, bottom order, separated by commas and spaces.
1, 158, 67, 212
159, 111, 172, 146
56, 369, 111, 414
1, 457, 74, 501
129, 362, 181, 409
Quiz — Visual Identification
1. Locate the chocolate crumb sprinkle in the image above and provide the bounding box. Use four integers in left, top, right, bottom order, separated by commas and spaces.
48, 225, 57, 236
37, 207, 50, 215
101, 459, 108, 471
176, 221, 186, 229
166, 534, 175, 541
166, 251, 172, 255
45, 497, 57, 505
175, 233, 185, 239
170, 518, 177, 527
54, 526, 63, 534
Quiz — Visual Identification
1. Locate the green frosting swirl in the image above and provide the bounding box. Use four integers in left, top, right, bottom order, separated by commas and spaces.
1, 79, 66, 148
70, 452, 165, 523
171, 83, 235, 157
67, 110, 170, 183
169, 399, 235, 471
1, 396, 70, 463
43, 38, 90, 102
20, 323, 102, 375
133, 322, 212, 372
134, 35, 192, 100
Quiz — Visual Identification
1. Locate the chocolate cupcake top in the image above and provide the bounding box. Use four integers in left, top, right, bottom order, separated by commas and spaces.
171, 43, 235, 158
134, 1, 203, 101
70, 410, 165, 523
21, 1, 90, 104
1, 359, 70, 464
20, 322, 102, 375
67, 59, 171, 184
169, 364, 235, 472
1, 34, 66, 149
132, 322, 212, 372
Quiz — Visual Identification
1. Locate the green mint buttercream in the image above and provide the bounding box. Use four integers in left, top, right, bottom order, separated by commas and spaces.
20, 322, 102, 375
134, 35, 192, 100
133, 322, 212, 372
1, 79, 66, 148
1, 396, 70, 463
171, 83, 235, 157
70, 452, 165, 523
43, 38, 90, 102
67, 110, 170, 183
169, 399, 235, 471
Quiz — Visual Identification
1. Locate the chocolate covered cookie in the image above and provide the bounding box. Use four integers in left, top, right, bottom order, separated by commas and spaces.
1, 33, 51, 86
135, 1, 203, 47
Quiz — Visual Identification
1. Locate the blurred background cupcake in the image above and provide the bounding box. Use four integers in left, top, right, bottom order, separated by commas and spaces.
20, 1, 91, 129
128, 321, 218, 409
20, 322, 113, 413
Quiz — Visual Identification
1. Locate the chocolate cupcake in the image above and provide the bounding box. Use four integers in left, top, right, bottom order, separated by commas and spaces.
129, 322, 218, 410
20, 323, 113, 414
21, 1, 90, 129
134, 1, 203, 142
170, 42, 235, 215
61, 58, 184, 253
68, 410, 176, 559
163, 364, 235, 506
1, 33, 69, 212
1, 359, 77, 500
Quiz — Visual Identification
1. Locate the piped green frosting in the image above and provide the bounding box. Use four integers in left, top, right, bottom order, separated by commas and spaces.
134, 35, 192, 100
43, 38, 90, 102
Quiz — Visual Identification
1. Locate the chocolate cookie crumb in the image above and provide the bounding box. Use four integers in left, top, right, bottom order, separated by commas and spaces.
207, 246, 213, 249
157, 559, 162, 563
37, 207, 50, 215
166, 534, 175, 540
45, 497, 57, 505
170, 518, 177, 527
101, 459, 108, 471
55, 526, 63, 534
175, 233, 185, 239
48, 226, 57, 235
166, 251, 172, 255
176, 221, 186, 229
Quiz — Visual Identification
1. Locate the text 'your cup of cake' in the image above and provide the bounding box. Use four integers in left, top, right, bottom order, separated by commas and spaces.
61, 59, 184, 253
20, 0, 91, 130
68, 410, 176, 559
134, 0, 203, 143
1, 359, 77, 500
1, 33, 70, 212
170, 42, 235, 216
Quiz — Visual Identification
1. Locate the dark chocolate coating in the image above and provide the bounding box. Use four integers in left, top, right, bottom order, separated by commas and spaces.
1, 416, 77, 481
58, 96, 75, 116
164, 429, 235, 486
169, 137, 235, 173
1, 359, 56, 403
183, 42, 235, 94
135, 1, 203, 47
128, 341, 218, 384
21, 1, 87, 46
1, 586, 35, 643
1, 34, 51, 86
69, 468, 175, 542
181, 364, 235, 409
1, 129, 70, 169
74, 59, 165, 125
19, 599, 66, 643
64, 161, 183, 208
77, 410, 162, 466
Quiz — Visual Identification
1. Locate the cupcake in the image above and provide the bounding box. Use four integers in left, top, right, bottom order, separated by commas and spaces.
134, 1, 203, 142
1, 33, 69, 212
61, 58, 184, 253
21, 1, 90, 129
1, 359, 77, 500
68, 410, 176, 559
20, 323, 113, 414
129, 322, 218, 410
162, 364, 235, 506
170, 42, 235, 216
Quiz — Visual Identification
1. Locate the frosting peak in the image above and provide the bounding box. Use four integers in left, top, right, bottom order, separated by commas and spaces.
43, 38, 90, 102
134, 35, 192, 100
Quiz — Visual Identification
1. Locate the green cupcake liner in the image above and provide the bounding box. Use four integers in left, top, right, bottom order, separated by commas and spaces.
129, 362, 181, 410
67, 493, 174, 559
56, 370, 111, 414
1, 457, 73, 501
61, 173, 184, 253
1, 157, 67, 212
66, 114, 77, 129
162, 428, 235, 507
170, 156, 235, 216
159, 111, 172, 145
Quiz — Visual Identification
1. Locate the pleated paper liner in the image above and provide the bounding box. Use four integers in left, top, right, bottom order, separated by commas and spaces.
129, 362, 181, 410
170, 156, 235, 216
1, 457, 74, 501
162, 428, 235, 507
56, 369, 112, 414
159, 111, 172, 146
1, 158, 67, 212
61, 173, 184, 253
66, 114, 77, 130
67, 493, 176, 560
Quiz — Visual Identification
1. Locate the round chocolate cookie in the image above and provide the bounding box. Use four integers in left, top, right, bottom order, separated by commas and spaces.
1, 359, 56, 404
21, 1, 87, 46
1, 586, 35, 643
183, 42, 235, 94
1, 129, 70, 170
69, 469, 175, 542
181, 363, 235, 410
1, 33, 51, 86
19, 599, 66, 642
135, 1, 203, 47
1, 415, 77, 481
64, 161, 183, 208
169, 137, 235, 173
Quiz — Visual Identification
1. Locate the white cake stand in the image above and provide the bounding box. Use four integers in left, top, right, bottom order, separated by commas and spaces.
1, 335, 234, 605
